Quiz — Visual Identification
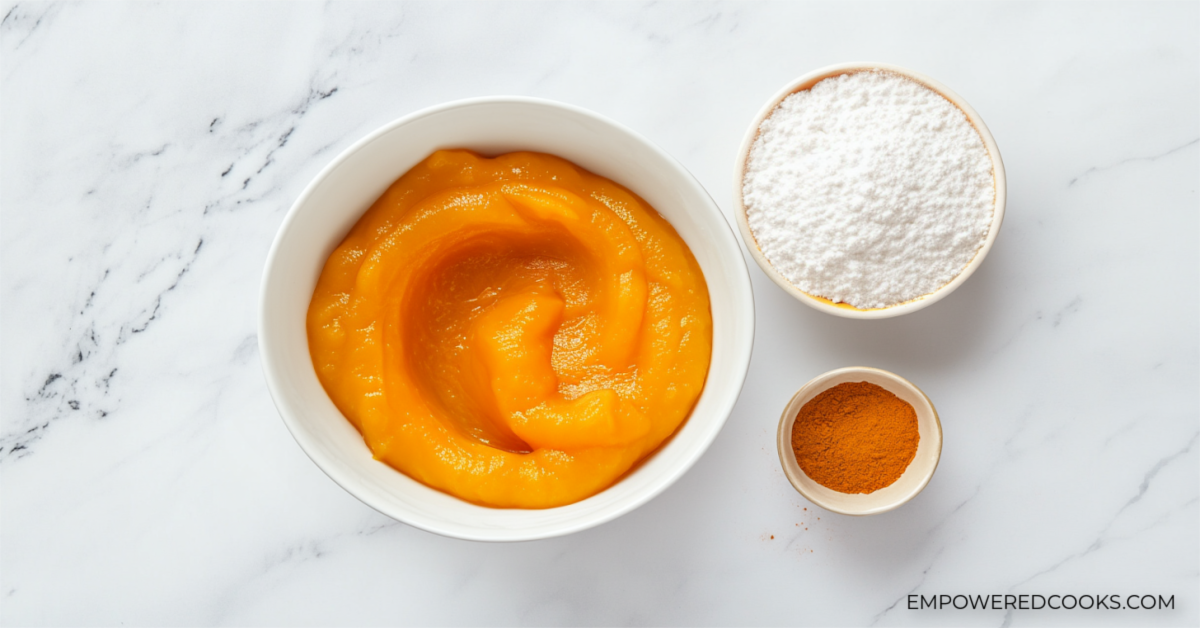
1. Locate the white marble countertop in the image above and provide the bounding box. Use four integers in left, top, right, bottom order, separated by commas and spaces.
2, 2, 1197, 626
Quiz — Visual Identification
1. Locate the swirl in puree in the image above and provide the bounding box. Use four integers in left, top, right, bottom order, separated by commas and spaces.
307, 150, 712, 508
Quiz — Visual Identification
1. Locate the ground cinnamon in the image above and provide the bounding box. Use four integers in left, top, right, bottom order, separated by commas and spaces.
791, 381, 919, 494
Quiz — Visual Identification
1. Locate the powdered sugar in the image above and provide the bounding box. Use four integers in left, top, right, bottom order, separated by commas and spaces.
742, 70, 995, 309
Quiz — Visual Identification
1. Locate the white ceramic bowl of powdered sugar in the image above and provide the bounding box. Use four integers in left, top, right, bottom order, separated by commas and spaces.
734, 62, 1006, 319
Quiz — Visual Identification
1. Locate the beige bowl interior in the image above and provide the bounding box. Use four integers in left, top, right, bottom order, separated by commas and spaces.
733, 62, 1007, 319
776, 367, 942, 516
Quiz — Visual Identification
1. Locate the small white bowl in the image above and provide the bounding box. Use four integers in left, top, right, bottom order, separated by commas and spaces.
776, 367, 942, 516
733, 62, 1007, 319
259, 97, 755, 541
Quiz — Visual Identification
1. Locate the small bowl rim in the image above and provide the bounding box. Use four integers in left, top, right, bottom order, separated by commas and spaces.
732, 62, 1008, 319
775, 366, 943, 516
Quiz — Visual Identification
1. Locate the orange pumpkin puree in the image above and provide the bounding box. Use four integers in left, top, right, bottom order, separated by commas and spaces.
307, 150, 712, 508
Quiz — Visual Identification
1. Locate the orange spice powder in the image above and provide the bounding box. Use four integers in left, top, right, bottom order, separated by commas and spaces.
791, 381, 919, 494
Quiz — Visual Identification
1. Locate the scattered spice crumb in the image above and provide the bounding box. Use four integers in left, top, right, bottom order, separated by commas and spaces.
770, 535, 775, 539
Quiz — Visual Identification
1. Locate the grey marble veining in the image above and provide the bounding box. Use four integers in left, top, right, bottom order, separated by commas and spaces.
1, 1, 1197, 626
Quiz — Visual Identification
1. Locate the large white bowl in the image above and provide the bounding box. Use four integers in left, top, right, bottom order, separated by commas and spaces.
259, 97, 755, 542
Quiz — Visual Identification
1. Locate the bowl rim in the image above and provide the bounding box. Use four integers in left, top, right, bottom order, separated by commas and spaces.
259, 95, 756, 541
775, 366, 943, 516
732, 62, 1008, 319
